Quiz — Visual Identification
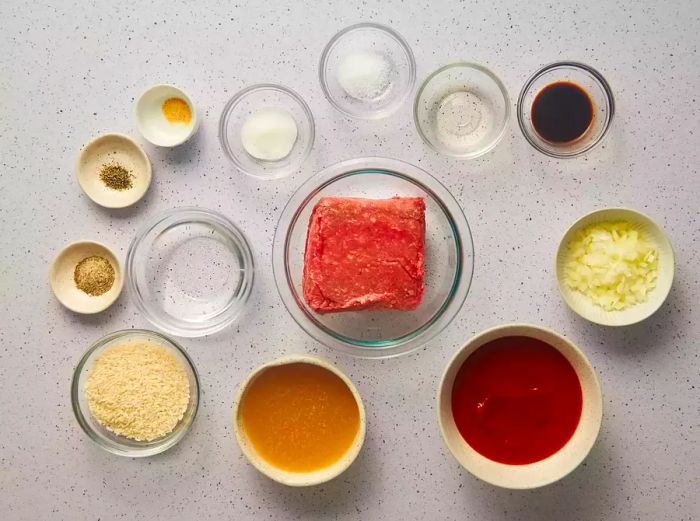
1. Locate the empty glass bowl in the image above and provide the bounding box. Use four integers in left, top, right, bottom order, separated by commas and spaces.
319, 23, 416, 119
219, 84, 315, 179
127, 208, 255, 337
414, 62, 510, 159
71, 329, 200, 457
517, 62, 614, 158
273, 158, 474, 358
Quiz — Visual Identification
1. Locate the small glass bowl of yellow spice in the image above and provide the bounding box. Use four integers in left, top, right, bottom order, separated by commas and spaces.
71, 329, 200, 457
136, 84, 199, 147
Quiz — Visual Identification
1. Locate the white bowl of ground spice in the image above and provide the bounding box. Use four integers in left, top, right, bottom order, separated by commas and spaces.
49, 240, 124, 313
76, 133, 152, 208
136, 84, 199, 147
71, 329, 199, 457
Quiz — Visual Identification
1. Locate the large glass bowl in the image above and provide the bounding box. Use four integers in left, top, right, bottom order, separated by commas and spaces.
273, 158, 473, 358
127, 207, 255, 337
71, 329, 200, 457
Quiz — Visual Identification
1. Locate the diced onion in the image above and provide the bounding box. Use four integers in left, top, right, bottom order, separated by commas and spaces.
563, 222, 658, 311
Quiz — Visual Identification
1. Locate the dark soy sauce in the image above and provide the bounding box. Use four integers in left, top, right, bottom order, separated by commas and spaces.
531, 81, 594, 143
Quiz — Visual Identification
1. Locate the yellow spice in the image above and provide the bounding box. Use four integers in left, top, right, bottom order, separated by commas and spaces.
85, 342, 190, 441
162, 97, 192, 124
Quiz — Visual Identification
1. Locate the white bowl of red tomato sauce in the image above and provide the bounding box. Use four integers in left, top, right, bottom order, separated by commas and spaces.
437, 323, 602, 489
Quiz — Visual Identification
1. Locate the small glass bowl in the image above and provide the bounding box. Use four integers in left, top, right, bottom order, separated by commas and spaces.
71, 329, 200, 457
517, 62, 615, 158
127, 207, 255, 337
273, 158, 474, 359
219, 84, 315, 180
414, 63, 510, 159
319, 23, 416, 119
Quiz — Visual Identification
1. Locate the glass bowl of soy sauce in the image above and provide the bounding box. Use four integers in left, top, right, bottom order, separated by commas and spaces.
517, 62, 614, 158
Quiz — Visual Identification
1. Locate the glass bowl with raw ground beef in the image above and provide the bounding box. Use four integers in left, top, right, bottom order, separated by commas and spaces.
273, 158, 473, 358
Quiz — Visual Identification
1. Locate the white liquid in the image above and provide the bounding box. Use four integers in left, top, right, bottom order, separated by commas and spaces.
436, 91, 491, 147
240, 108, 298, 161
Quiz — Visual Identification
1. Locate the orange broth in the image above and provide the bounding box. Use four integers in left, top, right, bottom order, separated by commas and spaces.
239, 362, 360, 472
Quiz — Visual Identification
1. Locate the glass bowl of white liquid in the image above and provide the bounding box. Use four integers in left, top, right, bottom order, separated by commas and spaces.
414, 62, 510, 159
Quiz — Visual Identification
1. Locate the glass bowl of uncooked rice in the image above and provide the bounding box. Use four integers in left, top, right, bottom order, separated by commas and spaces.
71, 329, 200, 457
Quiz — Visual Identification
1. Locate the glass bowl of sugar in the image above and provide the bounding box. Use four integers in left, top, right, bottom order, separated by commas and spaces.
414, 62, 510, 159
319, 23, 416, 119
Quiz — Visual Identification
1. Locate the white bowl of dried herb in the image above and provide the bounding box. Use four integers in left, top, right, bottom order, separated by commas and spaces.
50, 240, 124, 313
76, 133, 152, 208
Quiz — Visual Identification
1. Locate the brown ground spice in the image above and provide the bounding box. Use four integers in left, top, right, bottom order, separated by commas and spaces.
74, 255, 115, 296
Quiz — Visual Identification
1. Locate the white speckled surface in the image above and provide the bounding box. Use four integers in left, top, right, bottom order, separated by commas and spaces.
1, 1, 698, 519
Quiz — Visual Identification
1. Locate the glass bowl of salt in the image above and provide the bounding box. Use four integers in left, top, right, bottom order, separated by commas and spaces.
319, 23, 416, 119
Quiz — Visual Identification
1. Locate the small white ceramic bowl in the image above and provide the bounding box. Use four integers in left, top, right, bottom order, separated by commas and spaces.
233, 354, 366, 487
556, 208, 674, 326
76, 133, 151, 208
437, 324, 603, 489
136, 84, 199, 147
50, 240, 124, 313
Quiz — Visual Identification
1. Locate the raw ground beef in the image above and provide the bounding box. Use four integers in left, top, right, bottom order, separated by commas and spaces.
303, 196, 425, 313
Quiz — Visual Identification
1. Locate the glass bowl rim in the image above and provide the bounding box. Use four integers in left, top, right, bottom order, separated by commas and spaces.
413, 61, 511, 159
218, 83, 316, 180
126, 206, 255, 338
272, 157, 474, 359
516, 61, 615, 158
70, 328, 201, 457
318, 22, 417, 120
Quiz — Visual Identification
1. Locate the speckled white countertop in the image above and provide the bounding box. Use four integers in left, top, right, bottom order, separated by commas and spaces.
1, 1, 698, 519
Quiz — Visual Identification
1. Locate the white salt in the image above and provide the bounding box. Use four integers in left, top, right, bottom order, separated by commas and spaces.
337, 51, 392, 100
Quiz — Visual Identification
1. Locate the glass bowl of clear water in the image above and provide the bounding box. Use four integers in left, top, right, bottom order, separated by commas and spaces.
414, 62, 510, 159
127, 207, 255, 337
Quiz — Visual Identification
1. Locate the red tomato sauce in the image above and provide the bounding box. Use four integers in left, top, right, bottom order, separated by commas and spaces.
451, 336, 583, 465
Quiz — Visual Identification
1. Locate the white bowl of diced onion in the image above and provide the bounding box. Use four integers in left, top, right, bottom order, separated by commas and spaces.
556, 208, 674, 326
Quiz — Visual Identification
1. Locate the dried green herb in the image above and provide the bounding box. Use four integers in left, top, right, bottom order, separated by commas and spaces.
99, 163, 134, 191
